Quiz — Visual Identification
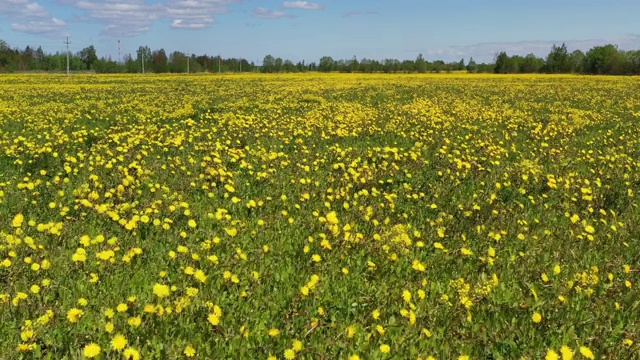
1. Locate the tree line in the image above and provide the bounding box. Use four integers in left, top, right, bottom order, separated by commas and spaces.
494, 43, 640, 75
1, 39, 639, 75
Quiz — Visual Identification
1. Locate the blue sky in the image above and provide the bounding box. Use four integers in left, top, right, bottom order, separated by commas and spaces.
1, 0, 639, 63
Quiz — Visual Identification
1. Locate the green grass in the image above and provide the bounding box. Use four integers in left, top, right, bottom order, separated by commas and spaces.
0, 73, 639, 359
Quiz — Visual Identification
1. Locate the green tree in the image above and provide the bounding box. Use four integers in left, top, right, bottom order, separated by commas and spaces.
414, 54, 427, 73
0, 40, 10, 68
79, 45, 98, 70
494, 52, 510, 74
584, 44, 621, 74
151, 49, 169, 73
520, 54, 544, 73
262, 55, 275, 73
545, 43, 570, 73
568, 50, 586, 73
318, 56, 334, 72
466, 57, 477, 73
629, 50, 640, 74
274, 57, 283, 73
136, 46, 152, 72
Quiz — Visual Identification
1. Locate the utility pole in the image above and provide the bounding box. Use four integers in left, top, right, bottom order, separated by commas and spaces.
186, 53, 190, 74
239, 58, 242, 72
141, 50, 145, 74
118, 40, 121, 64
218, 54, 221, 74
64, 36, 71, 77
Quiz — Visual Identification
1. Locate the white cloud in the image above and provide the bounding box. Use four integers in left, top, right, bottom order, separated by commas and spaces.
59, 0, 164, 37
58, 0, 240, 36
171, 19, 209, 29
342, 10, 376, 17
283, 1, 324, 10
253, 7, 293, 19
11, 17, 66, 34
1, 0, 308, 37
165, 0, 237, 30
0, 0, 67, 36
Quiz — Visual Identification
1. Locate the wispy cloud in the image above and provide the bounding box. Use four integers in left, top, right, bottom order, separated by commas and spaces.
55, 0, 240, 36
343, 10, 376, 18
283, 1, 324, 10
253, 7, 294, 19
170, 19, 210, 29
165, 0, 238, 30
58, 0, 164, 37
0, 0, 66, 36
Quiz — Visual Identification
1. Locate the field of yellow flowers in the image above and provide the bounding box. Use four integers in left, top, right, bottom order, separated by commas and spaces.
1, 73, 639, 359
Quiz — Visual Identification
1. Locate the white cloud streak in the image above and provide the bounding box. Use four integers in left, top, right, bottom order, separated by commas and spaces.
57, 0, 163, 36
342, 10, 376, 18
55, 0, 239, 36
253, 7, 294, 19
165, 0, 237, 30
283, 1, 324, 10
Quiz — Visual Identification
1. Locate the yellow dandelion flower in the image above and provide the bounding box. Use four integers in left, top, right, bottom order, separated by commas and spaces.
284, 348, 296, 359
546, 349, 559, 360
560, 345, 573, 360
127, 316, 141, 327
208, 313, 220, 326
531, 312, 542, 323
326, 211, 339, 225
579, 346, 594, 359
292, 340, 303, 351
11, 213, 24, 228
111, 334, 127, 351
123, 347, 140, 360
104, 322, 114, 333
402, 290, 412, 303
66, 308, 84, 323
372, 309, 380, 320
184, 345, 196, 357
346, 325, 356, 338
153, 283, 170, 298
83, 343, 101, 358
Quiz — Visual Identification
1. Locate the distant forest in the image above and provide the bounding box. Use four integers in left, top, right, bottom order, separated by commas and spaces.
1, 39, 639, 75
